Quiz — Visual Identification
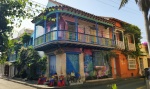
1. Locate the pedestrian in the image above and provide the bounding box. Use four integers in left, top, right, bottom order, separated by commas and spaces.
53, 73, 58, 86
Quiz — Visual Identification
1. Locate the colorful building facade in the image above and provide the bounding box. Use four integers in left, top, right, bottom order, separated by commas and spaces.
109, 18, 139, 79
138, 42, 150, 76
32, 0, 142, 81
32, 0, 116, 81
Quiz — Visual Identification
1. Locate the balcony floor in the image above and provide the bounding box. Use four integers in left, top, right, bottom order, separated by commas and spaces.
34, 40, 115, 51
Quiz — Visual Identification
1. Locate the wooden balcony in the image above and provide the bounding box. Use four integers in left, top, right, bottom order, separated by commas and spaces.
116, 40, 125, 50
34, 30, 115, 50
128, 43, 136, 51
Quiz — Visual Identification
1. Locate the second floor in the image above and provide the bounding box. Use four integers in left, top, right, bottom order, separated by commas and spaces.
32, 5, 136, 51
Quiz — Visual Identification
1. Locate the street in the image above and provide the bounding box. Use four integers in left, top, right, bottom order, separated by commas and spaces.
0, 78, 147, 89
63, 78, 146, 89
0, 78, 36, 89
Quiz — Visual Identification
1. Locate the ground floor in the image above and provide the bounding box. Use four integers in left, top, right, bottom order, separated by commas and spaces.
112, 50, 139, 79
0, 63, 16, 78
43, 47, 141, 81
138, 56, 150, 76
44, 47, 113, 81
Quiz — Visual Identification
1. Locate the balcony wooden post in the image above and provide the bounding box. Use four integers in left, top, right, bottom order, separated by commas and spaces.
112, 26, 115, 46
44, 17, 47, 43
96, 22, 99, 44
75, 16, 78, 41
56, 12, 59, 40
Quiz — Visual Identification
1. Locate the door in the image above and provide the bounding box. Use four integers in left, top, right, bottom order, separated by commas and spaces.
115, 55, 121, 77
49, 55, 56, 76
66, 53, 79, 74
4, 65, 9, 76
139, 58, 144, 75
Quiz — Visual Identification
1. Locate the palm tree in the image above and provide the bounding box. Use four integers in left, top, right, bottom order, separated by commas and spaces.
119, 0, 150, 54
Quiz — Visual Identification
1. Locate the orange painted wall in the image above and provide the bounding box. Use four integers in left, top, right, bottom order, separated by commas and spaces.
115, 22, 121, 27
112, 50, 139, 78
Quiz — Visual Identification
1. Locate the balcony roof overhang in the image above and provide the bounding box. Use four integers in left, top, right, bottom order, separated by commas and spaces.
32, 5, 114, 27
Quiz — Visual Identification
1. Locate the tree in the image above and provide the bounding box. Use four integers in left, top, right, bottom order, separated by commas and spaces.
15, 47, 47, 79
0, 0, 44, 62
21, 32, 31, 46
119, 0, 150, 54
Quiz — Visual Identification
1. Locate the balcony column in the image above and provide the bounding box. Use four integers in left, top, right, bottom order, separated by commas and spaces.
33, 24, 36, 46
75, 16, 78, 41
112, 26, 115, 46
44, 17, 47, 43
56, 12, 59, 40
96, 22, 99, 44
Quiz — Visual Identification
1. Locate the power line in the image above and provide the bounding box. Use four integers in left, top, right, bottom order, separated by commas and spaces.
96, 0, 140, 15
111, 0, 139, 12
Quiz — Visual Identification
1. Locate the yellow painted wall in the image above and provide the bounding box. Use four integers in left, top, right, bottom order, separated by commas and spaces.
56, 53, 66, 76
79, 53, 85, 81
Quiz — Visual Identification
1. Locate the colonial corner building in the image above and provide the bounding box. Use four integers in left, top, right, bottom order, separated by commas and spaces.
1, 0, 150, 82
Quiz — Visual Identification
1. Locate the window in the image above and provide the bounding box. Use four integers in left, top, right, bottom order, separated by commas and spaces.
128, 55, 136, 69
67, 21, 76, 32
128, 35, 134, 43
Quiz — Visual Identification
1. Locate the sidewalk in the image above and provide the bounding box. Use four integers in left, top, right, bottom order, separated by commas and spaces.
0, 76, 60, 89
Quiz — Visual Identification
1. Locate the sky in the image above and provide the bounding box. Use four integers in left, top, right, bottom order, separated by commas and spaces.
14, 0, 147, 43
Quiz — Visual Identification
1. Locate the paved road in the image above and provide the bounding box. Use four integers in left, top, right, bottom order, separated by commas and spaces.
0, 78, 36, 89
63, 78, 146, 89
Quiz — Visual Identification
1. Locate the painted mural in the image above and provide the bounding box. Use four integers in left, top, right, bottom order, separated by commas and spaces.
93, 52, 110, 78
66, 54, 79, 74
84, 54, 93, 77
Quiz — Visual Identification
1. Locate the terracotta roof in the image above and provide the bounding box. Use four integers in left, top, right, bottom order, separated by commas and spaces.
32, 0, 114, 26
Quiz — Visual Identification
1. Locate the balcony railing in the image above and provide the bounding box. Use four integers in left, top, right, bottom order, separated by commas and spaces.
128, 43, 136, 51
116, 40, 125, 50
34, 30, 115, 48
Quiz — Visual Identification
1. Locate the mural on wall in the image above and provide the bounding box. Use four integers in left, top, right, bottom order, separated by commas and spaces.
93, 52, 110, 78
84, 54, 93, 77
66, 54, 79, 74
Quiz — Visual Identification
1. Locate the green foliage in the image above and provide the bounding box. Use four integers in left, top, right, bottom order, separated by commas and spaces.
122, 23, 142, 57
0, 0, 44, 62
15, 47, 47, 79
21, 32, 31, 45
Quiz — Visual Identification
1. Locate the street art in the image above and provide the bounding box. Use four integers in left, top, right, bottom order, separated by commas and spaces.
93, 52, 110, 78
84, 54, 93, 77
66, 54, 79, 74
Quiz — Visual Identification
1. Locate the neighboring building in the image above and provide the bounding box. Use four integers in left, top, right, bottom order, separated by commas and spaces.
138, 42, 150, 76
3, 28, 34, 78
32, 0, 116, 81
106, 18, 138, 79
18, 28, 33, 37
